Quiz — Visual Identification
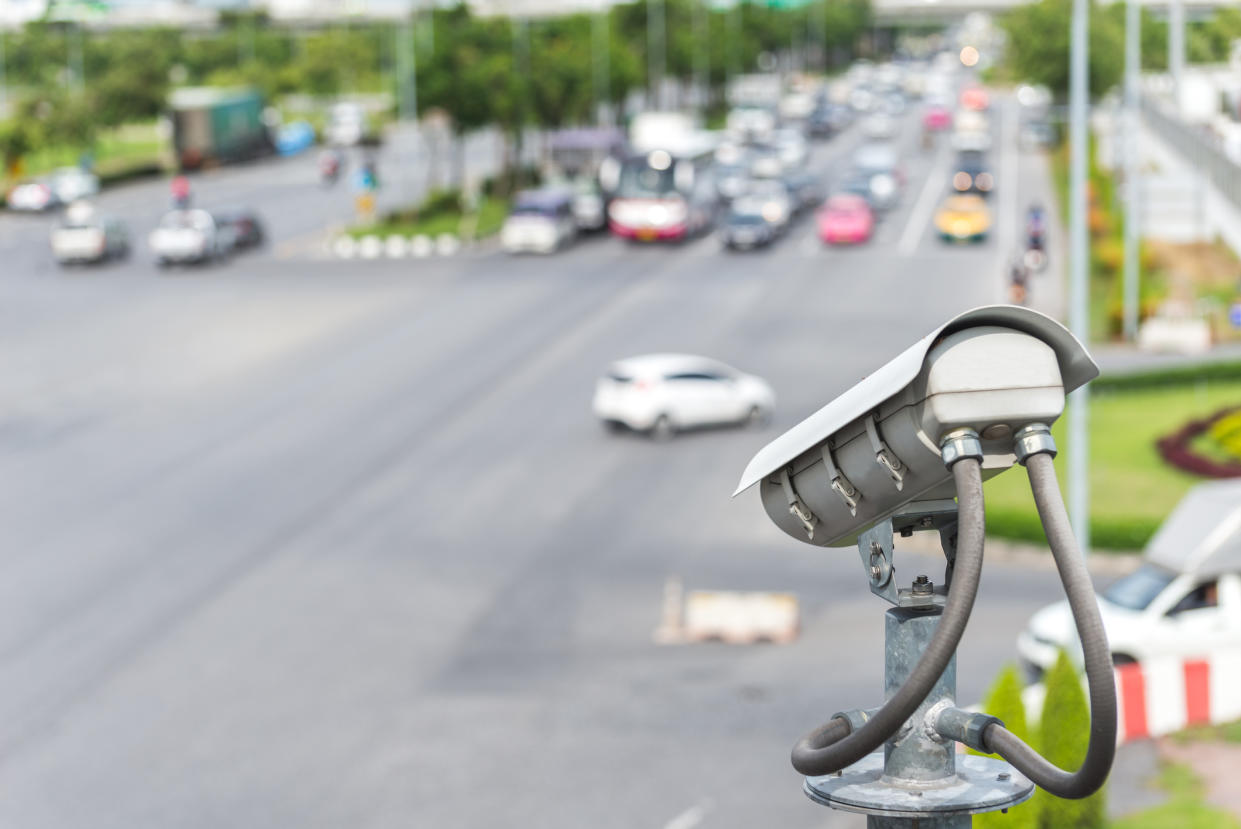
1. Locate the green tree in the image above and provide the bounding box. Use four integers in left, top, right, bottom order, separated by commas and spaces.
999, 0, 1124, 100
1035, 650, 1105, 829
0, 119, 42, 174
973, 665, 1039, 829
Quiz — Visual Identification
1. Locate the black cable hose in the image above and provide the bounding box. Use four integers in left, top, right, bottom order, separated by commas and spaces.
981, 452, 1117, 799
790, 456, 986, 776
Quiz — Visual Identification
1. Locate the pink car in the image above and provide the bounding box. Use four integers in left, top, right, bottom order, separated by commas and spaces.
817, 195, 875, 245
923, 105, 952, 132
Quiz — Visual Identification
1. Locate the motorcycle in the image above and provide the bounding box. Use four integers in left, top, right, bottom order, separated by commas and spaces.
319, 151, 343, 186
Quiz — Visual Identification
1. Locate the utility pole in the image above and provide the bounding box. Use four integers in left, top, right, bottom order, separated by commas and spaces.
693, 0, 708, 111
396, 17, 417, 206
647, 0, 666, 109
592, 7, 611, 125
726, 1, 740, 97
1123, 0, 1141, 342
1169, 0, 1184, 111
69, 24, 85, 92
0, 29, 7, 120
1069, 0, 1092, 557
811, 0, 827, 72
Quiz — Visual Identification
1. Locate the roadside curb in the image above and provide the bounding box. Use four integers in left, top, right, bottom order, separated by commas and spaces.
330, 233, 465, 260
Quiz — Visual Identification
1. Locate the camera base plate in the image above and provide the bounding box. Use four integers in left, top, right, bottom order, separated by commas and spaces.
804, 753, 1033, 818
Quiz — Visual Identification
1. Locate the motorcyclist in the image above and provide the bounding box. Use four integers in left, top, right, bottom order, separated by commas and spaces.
1009, 253, 1030, 305
319, 149, 343, 185
1026, 203, 1046, 250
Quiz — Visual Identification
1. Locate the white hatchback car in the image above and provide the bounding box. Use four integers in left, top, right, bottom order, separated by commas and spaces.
1018, 479, 1241, 677
592, 354, 775, 439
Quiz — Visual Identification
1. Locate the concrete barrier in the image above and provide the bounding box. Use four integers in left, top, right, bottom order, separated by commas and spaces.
1016, 652, 1241, 743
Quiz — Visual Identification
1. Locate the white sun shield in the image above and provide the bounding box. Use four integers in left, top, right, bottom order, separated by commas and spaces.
734, 305, 1098, 549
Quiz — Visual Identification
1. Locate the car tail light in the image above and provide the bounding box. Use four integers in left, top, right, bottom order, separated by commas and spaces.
975, 173, 994, 192
953, 172, 971, 191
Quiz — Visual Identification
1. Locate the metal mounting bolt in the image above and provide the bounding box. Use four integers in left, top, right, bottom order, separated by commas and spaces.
871, 565, 882, 580
912, 575, 933, 595
997, 772, 1011, 781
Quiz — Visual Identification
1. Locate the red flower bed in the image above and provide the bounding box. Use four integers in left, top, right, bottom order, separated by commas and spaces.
1155, 406, 1241, 478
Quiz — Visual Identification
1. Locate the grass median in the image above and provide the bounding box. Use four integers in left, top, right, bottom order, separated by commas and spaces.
985, 378, 1241, 550
347, 194, 509, 241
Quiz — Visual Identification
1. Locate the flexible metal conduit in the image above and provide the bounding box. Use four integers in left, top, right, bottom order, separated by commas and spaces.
790, 456, 986, 776
981, 452, 1117, 799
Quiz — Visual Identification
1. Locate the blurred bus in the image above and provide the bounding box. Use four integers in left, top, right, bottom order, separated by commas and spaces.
601, 113, 719, 242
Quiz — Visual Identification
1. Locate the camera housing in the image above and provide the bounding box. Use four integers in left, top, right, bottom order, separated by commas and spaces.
734, 306, 1098, 548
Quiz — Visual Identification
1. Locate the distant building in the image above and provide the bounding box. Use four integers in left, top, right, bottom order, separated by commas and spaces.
42, 0, 218, 29
469, 0, 610, 16
261, 0, 418, 21
0, 0, 49, 31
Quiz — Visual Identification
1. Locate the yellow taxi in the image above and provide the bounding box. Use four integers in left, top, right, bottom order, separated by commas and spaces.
934, 194, 992, 243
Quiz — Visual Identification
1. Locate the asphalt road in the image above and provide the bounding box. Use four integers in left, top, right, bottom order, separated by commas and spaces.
0, 98, 1085, 828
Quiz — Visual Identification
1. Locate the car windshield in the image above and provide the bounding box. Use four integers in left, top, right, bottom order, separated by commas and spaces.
1103, 563, 1177, 610
730, 213, 764, 225
617, 164, 674, 198
511, 205, 558, 218
161, 211, 209, 231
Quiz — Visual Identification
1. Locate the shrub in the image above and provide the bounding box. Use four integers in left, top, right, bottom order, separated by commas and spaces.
974, 664, 1038, 829
1036, 650, 1106, 829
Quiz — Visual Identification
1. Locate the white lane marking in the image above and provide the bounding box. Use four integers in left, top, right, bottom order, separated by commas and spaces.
664, 799, 713, 829
897, 146, 948, 256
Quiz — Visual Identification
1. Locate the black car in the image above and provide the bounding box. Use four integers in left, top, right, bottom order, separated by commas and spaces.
719, 210, 775, 251
835, 170, 887, 213
215, 209, 266, 251
951, 151, 994, 197
783, 172, 824, 214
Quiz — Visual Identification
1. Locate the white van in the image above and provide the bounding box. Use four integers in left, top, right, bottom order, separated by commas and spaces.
501, 190, 578, 254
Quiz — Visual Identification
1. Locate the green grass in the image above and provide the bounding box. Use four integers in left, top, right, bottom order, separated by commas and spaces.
1169, 718, 1241, 746
347, 195, 509, 240
985, 380, 1241, 549
11, 121, 169, 182
1108, 761, 1241, 829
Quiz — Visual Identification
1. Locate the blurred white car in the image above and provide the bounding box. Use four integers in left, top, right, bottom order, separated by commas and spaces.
1017, 480, 1241, 678
737, 179, 793, 233
50, 201, 129, 265
773, 128, 809, 170
150, 209, 230, 266
501, 189, 578, 254
6, 180, 58, 212
593, 354, 775, 439
48, 167, 99, 204
861, 113, 899, 140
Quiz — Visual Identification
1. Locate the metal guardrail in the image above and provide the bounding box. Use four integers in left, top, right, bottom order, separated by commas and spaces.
1140, 95, 1241, 213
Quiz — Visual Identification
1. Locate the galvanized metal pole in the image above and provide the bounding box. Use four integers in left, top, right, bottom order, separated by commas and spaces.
648, 0, 667, 109
693, 0, 708, 110
397, 18, 417, 207
1123, 0, 1141, 342
1168, 0, 1184, 112
0, 29, 7, 121
1069, 0, 1092, 557
592, 8, 610, 124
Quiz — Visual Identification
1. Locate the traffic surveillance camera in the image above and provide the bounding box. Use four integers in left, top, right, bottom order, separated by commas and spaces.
734, 305, 1116, 824
734, 305, 1098, 548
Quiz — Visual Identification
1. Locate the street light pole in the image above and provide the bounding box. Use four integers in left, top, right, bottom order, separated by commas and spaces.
1123, 0, 1141, 342
592, 8, 610, 124
1169, 0, 1184, 111
647, 0, 666, 109
397, 17, 417, 206
1069, 0, 1092, 557
693, 0, 708, 110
